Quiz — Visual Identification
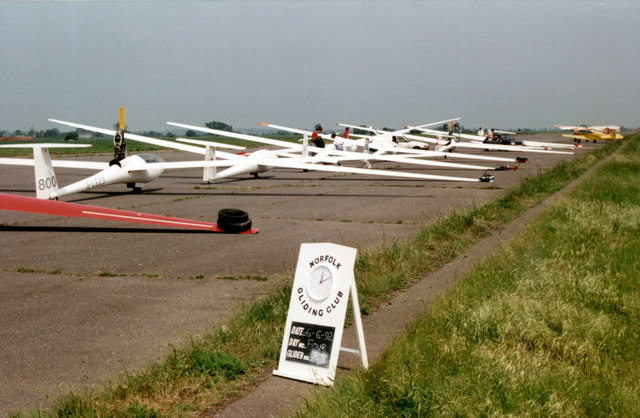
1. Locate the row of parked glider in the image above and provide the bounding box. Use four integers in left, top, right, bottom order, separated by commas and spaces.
2, 110, 579, 201
0, 109, 580, 232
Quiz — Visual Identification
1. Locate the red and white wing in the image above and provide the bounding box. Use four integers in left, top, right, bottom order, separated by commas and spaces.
0, 192, 258, 233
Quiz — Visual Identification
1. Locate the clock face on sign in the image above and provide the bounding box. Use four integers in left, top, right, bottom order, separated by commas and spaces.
307, 265, 334, 301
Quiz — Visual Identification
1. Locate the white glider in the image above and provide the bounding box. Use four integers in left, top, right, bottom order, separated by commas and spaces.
0, 143, 238, 200
166, 121, 496, 183
336, 120, 575, 154
402, 125, 576, 155
260, 120, 522, 164
43, 108, 496, 190
49, 116, 492, 184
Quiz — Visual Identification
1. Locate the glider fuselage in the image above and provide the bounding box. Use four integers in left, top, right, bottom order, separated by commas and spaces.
52, 154, 165, 199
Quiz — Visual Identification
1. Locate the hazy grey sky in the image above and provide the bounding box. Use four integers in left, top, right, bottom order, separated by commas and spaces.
1, 0, 638, 133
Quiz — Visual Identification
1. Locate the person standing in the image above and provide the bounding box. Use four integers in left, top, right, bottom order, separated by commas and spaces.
343, 127, 350, 139
332, 132, 344, 166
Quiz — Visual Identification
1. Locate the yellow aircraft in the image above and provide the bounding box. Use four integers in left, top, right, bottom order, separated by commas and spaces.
555, 125, 623, 143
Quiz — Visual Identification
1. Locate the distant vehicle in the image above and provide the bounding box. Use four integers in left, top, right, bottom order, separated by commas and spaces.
390, 135, 429, 150
482, 131, 523, 146
555, 125, 623, 143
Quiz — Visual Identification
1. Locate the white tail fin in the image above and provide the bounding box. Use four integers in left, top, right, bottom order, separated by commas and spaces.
0, 143, 91, 199
203, 144, 217, 183
33, 146, 59, 199
173, 137, 246, 183
302, 133, 309, 158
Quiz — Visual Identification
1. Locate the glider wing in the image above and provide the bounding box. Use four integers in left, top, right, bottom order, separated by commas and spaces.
0, 192, 258, 233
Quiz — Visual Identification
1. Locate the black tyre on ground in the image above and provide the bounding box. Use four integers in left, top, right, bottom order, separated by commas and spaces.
217, 209, 252, 232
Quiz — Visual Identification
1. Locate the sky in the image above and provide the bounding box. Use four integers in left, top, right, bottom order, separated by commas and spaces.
1, 0, 639, 134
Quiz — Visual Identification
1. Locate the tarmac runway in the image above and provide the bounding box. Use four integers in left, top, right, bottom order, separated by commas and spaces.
0, 134, 592, 414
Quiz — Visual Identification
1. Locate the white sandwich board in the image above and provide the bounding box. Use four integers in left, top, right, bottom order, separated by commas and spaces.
273, 242, 367, 386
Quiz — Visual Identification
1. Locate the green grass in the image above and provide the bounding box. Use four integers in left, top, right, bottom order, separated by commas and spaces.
295, 135, 640, 416
10, 137, 627, 416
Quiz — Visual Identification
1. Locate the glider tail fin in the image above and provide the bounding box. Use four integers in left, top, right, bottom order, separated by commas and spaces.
203, 144, 217, 183
33, 146, 59, 200
302, 133, 309, 158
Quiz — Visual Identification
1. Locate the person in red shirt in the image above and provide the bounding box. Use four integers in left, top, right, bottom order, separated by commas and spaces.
343, 127, 350, 139
311, 125, 325, 148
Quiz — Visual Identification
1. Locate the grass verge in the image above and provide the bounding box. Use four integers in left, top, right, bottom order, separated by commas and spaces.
296, 135, 640, 416
11, 138, 627, 417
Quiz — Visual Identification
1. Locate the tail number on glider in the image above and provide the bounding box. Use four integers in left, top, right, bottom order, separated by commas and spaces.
38, 176, 57, 191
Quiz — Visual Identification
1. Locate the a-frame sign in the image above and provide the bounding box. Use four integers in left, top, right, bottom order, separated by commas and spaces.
273, 243, 368, 386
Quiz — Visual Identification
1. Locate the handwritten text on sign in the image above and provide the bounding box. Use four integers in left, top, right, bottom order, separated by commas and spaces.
285, 321, 335, 368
